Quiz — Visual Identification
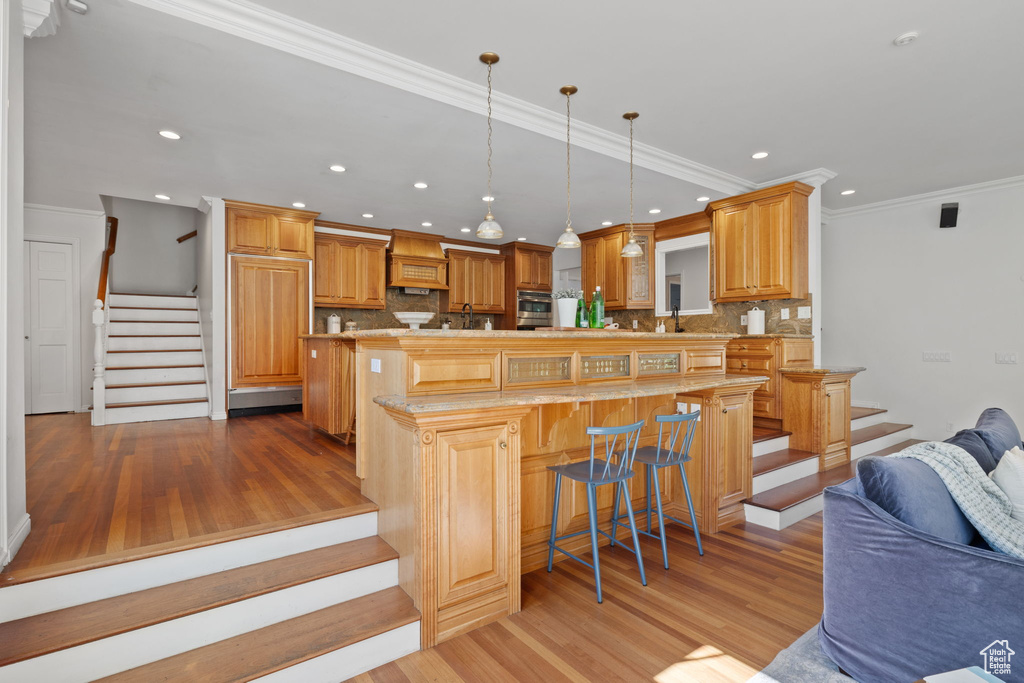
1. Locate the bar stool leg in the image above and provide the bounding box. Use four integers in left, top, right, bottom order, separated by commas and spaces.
547, 473, 563, 572
651, 465, 670, 569
586, 484, 603, 603
679, 463, 704, 556
609, 482, 622, 547
620, 485, 647, 586
645, 465, 654, 533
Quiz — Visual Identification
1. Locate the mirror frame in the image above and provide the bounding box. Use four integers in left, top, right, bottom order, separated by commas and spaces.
654, 233, 713, 317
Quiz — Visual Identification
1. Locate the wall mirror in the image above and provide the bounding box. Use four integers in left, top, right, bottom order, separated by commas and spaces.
654, 233, 712, 317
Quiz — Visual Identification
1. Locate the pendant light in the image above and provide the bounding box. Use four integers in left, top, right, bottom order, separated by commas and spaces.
476, 52, 503, 239
620, 112, 643, 258
556, 85, 582, 249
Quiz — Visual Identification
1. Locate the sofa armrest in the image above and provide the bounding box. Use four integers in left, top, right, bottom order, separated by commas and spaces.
819, 481, 1024, 683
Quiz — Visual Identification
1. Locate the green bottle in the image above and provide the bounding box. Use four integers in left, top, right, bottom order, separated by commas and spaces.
589, 286, 605, 329
575, 298, 588, 328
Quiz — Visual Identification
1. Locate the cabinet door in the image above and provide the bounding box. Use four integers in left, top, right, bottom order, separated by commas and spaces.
514, 249, 535, 291
435, 424, 510, 607
478, 255, 505, 312
273, 216, 314, 260
713, 204, 754, 301
312, 237, 337, 304
623, 232, 654, 309
446, 252, 471, 312
335, 241, 361, 307
825, 381, 851, 454
358, 242, 387, 308
534, 251, 553, 291
753, 194, 791, 297
227, 208, 273, 256
717, 392, 752, 509
581, 238, 601, 299
232, 257, 309, 387
600, 233, 625, 308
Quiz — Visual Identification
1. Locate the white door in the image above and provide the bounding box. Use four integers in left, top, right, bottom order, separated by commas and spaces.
24, 240, 77, 414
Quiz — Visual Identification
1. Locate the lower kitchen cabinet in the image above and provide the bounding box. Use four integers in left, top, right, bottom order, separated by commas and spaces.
781, 369, 860, 471
301, 336, 356, 443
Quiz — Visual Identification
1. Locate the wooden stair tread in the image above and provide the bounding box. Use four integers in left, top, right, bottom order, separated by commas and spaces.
107, 398, 208, 409
753, 448, 818, 477
851, 422, 913, 446
97, 586, 419, 683
111, 292, 196, 298
107, 349, 202, 353
105, 381, 206, 390
744, 464, 857, 511
0, 537, 398, 667
862, 438, 925, 458
108, 334, 200, 338
110, 306, 197, 311
851, 406, 887, 420
107, 365, 204, 370
753, 426, 792, 443
109, 320, 198, 324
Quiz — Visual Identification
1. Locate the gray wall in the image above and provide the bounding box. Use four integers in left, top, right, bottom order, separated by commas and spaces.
108, 197, 199, 295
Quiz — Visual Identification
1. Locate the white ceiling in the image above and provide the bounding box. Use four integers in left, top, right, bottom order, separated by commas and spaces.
24, 0, 1024, 244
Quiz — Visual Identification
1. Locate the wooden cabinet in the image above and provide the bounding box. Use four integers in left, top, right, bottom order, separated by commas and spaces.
705, 182, 812, 303
441, 249, 505, 314
579, 224, 655, 310
301, 336, 356, 443
503, 243, 554, 292
726, 337, 814, 423
781, 370, 859, 472
231, 256, 309, 387
387, 230, 448, 290
313, 233, 386, 309
226, 200, 319, 260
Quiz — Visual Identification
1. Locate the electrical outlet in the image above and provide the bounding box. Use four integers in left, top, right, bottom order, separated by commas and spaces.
922, 351, 952, 362
310, 349, 317, 359
797, 306, 811, 319
740, 314, 748, 325
371, 358, 382, 373
995, 352, 1018, 364
781, 308, 790, 320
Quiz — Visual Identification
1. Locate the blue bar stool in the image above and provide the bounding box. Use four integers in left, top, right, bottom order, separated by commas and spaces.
611, 411, 703, 569
546, 420, 647, 603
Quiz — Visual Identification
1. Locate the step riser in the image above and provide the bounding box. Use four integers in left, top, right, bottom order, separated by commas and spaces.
106, 367, 205, 384
109, 322, 200, 336
852, 430, 914, 460
107, 336, 201, 351
110, 309, 199, 322
108, 295, 197, 309
751, 459, 820, 495
754, 435, 790, 457
252, 622, 420, 683
106, 384, 207, 404
104, 402, 209, 424
850, 413, 887, 430
0, 513, 379, 623
0, 561, 400, 683
744, 494, 825, 531
105, 351, 204, 366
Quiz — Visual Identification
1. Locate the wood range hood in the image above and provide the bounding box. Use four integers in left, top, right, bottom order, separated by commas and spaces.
386, 229, 449, 289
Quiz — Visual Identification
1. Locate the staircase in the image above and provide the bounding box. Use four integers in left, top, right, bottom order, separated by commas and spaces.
0, 508, 420, 682
743, 407, 923, 530
102, 293, 209, 424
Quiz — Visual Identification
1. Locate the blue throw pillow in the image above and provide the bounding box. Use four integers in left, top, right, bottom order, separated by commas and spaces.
946, 429, 998, 473
857, 455, 976, 545
974, 408, 1022, 466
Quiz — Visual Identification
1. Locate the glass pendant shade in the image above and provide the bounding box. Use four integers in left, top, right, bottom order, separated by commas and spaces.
477, 213, 503, 239
620, 235, 643, 258
556, 227, 581, 248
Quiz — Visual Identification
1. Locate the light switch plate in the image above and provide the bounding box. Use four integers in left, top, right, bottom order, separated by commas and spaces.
740, 314, 748, 325
371, 358, 382, 373
995, 352, 1018, 364
797, 306, 811, 319
311, 349, 317, 359
781, 308, 790, 320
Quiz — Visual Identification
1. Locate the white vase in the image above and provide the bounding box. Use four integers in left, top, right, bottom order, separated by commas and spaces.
556, 298, 579, 328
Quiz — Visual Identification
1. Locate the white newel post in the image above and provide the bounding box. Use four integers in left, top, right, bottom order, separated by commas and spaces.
91, 299, 106, 426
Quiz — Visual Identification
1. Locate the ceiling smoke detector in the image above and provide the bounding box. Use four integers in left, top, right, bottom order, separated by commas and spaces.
893, 31, 919, 47
66, 0, 88, 14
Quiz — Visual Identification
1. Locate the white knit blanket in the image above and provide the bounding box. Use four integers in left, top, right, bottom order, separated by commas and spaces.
892, 441, 1024, 558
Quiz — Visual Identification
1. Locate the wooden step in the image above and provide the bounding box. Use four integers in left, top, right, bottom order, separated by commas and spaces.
0, 537, 398, 667
109, 320, 198, 324
108, 335, 201, 338
104, 380, 206, 390
851, 406, 887, 420
106, 365, 204, 371
752, 448, 818, 477
97, 586, 419, 682
753, 426, 791, 443
110, 306, 197, 311
111, 292, 196, 298
851, 422, 912, 446
862, 438, 925, 458
106, 398, 208, 409
107, 349, 202, 354
744, 463, 858, 512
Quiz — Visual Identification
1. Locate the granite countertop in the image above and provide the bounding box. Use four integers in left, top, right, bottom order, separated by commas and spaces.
353, 328, 737, 340
300, 333, 359, 339
374, 374, 769, 415
734, 333, 813, 339
779, 365, 866, 374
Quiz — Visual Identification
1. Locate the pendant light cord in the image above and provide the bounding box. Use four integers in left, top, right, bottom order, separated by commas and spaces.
486, 63, 494, 216
565, 92, 572, 232
628, 118, 635, 238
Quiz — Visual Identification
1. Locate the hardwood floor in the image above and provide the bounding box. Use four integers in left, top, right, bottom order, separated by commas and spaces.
349, 514, 825, 682
3, 411, 371, 584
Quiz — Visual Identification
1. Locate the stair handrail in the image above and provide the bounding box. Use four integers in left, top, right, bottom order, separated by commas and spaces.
176, 230, 197, 243
97, 217, 118, 304
92, 216, 117, 426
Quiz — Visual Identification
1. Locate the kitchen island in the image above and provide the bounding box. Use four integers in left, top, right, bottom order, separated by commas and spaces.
353, 329, 767, 647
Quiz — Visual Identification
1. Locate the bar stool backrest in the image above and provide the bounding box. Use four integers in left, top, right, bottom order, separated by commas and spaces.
652, 411, 700, 465
584, 420, 645, 481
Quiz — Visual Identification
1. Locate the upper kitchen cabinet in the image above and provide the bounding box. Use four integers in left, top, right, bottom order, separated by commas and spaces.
502, 242, 554, 292
313, 231, 387, 309
226, 200, 320, 260
579, 224, 655, 310
705, 182, 812, 303
441, 249, 505, 314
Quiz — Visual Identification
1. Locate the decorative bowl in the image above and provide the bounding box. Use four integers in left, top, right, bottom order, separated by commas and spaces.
393, 311, 435, 329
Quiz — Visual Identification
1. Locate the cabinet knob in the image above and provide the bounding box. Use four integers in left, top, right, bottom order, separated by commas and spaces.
500, 442, 507, 449
741, 362, 747, 368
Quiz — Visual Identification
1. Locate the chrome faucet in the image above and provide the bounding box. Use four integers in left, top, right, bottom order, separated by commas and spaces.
461, 303, 474, 330
671, 305, 683, 333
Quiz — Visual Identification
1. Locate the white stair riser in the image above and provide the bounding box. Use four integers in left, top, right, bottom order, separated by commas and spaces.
851, 429, 914, 460
751, 459, 820, 495
108, 294, 197, 309
104, 402, 208, 424
253, 622, 420, 683
754, 435, 790, 457
106, 351, 204, 367
106, 367, 205, 384
851, 412, 887, 430
0, 562, 399, 683
0, 513, 378, 622
109, 322, 200, 336
744, 495, 825, 531
108, 336, 201, 351
110, 308, 199, 322
107, 384, 207, 404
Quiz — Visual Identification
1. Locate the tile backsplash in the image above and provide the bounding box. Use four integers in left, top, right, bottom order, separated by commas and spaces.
314, 288, 507, 332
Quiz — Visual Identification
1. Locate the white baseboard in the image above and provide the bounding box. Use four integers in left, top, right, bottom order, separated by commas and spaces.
210, 411, 228, 421
2, 514, 31, 568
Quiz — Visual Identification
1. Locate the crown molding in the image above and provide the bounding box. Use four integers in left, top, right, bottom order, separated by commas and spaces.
23, 0, 60, 38
124, 0, 755, 196
827, 173, 1024, 220
25, 203, 105, 218
757, 168, 837, 189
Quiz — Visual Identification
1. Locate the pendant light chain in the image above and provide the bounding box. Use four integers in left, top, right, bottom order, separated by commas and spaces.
565, 91, 572, 232
486, 62, 494, 217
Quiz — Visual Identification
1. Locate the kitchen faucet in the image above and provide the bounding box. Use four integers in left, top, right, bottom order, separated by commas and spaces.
671, 305, 683, 333
461, 303, 474, 330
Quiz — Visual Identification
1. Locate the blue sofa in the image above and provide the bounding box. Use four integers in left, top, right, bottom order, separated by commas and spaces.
819, 408, 1024, 683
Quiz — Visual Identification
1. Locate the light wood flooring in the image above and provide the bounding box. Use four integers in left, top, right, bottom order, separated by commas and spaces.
3, 411, 371, 584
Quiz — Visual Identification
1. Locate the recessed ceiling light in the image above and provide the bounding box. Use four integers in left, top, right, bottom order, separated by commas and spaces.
648, 208, 662, 215
696, 196, 710, 202
362, 213, 374, 218
292, 202, 306, 208
751, 151, 769, 159
421, 222, 432, 227
517, 237, 527, 241
841, 189, 856, 196
460, 227, 472, 233
329, 165, 346, 173
893, 31, 919, 47
482, 195, 495, 202
602, 221, 613, 226
154, 194, 171, 201
413, 182, 428, 189
158, 130, 181, 140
